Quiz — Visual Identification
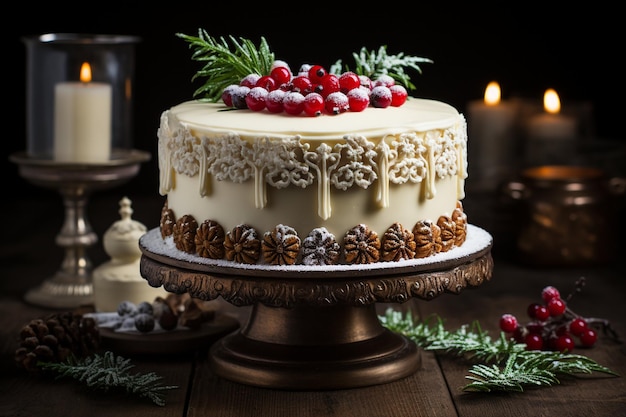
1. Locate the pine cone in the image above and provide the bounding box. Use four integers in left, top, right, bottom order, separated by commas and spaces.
194, 219, 226, 259
224, 224, 261, 264
381, 222, 416, 262
437, 214, 456, 252
302, 227, 340, 266
343, 224, 381, 264
15, 312, 100, 372
452, 201, 467, 246
173, 214, 199, 253
160, 200, 176, 238
262, 224, 301, 266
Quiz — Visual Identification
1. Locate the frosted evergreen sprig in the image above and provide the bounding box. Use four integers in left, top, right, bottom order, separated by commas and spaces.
177, 30, 275, 102
330, 46, 433, 90
380, 309, 618, 393
38, 351, 178, 406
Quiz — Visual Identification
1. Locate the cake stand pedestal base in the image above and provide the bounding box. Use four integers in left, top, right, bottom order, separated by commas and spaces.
10, 150, 150, 309
139, 225, 493, 389
211, 303, 419, 389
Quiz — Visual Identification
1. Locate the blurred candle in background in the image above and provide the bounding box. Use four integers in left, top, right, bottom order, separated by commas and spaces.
54, 62, 112, 163
525, 88, 578, 167
466, 81, 519, 191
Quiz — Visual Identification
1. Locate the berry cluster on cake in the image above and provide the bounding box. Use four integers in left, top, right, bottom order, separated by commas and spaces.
156, 31, 469, 268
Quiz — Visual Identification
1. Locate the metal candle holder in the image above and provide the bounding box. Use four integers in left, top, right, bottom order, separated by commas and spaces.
11, 150, 150, 308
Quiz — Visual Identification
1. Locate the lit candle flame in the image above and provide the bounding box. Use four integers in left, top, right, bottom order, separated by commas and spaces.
543, 88, 561, 114
484, 81, 501, 106
80, 62, 92, 83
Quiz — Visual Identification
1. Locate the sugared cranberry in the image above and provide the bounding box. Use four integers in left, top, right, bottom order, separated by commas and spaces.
338, 71, 361, 93
283, 91, 305, 115
347, 88, 370, 112
231, 85, 250, 109
303, 93, 325, 116
221, 84, 239, 107
245, 86, 268, 112
370, 85, 392, 108
240, 74, 261, 88
307, 64, 327, 84
374, 74, 395, 88
270, 65, 292, 86
290, 75, 313, 95
325, 92, 349, 114
256, 75, 277, 91
266, 89, 286, 113
390, 85, 408, 107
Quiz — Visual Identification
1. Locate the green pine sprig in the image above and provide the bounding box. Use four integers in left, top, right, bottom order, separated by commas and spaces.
330, 46, 433, 91
380, 309, 618, 393
38, 351, 178, 406
176, 30, 275, 102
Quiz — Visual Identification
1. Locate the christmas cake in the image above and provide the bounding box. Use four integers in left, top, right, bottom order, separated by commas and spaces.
155, 32, 469, 267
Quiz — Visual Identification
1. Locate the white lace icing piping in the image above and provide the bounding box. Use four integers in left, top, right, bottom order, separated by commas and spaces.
157, 113, 467, 218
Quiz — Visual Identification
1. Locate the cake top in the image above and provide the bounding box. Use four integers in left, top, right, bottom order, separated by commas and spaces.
177, 30, 433, 116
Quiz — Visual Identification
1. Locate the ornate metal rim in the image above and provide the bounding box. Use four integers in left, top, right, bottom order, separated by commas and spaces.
140, 226, 493, 308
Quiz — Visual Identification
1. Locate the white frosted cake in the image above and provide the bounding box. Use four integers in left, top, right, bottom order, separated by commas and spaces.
155, 32, 469, 267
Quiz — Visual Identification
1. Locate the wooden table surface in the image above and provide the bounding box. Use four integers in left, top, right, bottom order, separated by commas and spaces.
1, 190, 625, 417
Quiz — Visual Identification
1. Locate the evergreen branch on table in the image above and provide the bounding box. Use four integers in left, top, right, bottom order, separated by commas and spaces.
379, 309, 618, 393
330, 46, 433, 90
38, 351, 178, 406
176, 30, 275, 102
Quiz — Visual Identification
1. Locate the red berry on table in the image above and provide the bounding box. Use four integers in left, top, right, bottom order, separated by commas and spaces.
547, 297, 566, 317
390, 85, 408, 107
579, 328, 598, 347
303, 92, 325, 116
338, 71, 361, 93
308, 64, 327, 84
541, 285, 561, 302
266, 89, 286, 113
283, 91, 305, 115
245, 86, 268, 112
499, 314, 518, 333
370, 86, 393, 108
525, 333, 544, 351
553, 334, 575, 352
325, 92, 349, 115
347, 88, 370, 112
568, 317, 588, 336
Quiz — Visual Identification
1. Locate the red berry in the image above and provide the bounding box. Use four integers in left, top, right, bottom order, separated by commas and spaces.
338, 71, 361, 93
358, 75, 373, 90
290, 75, 313, 95
282, 91, 305, 115
374, 74, 395, 88
569, 317, 588, 336
553, 334, 575, 352
308, 64, 327, 84
547, 297, 566, 316
528, 303, 550, 321
390, 85, 408, 107
266, 89, 286, 113
370, 86, 392, 108
318, 73, 340, 98
499, 314, 518, 333
270, 65, 292, 86
579, 328, 598, 347
256, 75, 277, 91
324, 92, 349, 114
221, 84, 239, 107
231, 86, 250, 109
303, 92, 325, 116
240, 74, 261, 88
526, 322, 544, 334
347, 88, 370, 112
245, 86, 268, 112
525, 333, 543, 351
541, 286, 561, 302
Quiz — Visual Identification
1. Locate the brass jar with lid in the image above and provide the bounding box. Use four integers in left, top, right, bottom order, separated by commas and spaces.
503, 166, 626, 266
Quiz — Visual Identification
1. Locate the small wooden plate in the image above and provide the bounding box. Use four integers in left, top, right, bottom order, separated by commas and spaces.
99, 314, 240, 356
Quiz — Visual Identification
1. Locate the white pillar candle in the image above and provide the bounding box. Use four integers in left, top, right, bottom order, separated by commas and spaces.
53, 62, 112, 163
525, 88, 577, 166
466, 81, 518, 190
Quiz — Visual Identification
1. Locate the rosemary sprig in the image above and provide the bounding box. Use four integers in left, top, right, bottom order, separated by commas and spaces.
380, 309, 618, 393
176, 30, 275, 102
330, 45, 433, 90
38, 351, 178, 406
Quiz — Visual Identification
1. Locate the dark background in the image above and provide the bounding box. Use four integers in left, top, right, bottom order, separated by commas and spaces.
6, 4, 622, 201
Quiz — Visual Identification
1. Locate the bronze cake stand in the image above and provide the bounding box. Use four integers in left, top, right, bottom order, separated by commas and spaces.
139, 224, 493, 390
